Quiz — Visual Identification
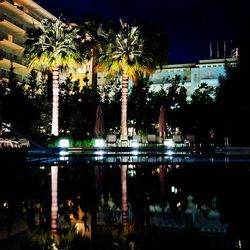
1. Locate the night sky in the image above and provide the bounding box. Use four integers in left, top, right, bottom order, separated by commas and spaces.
35, 0, 248, 64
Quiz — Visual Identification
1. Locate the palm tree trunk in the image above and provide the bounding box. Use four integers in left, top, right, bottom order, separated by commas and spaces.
51, 166, 58, 233
121, 165, 128, 231
121, 70, 128, 139
51, 67, 59, 136
92, 49, 98, 126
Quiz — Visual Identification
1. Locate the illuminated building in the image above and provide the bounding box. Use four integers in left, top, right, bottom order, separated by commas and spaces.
149, 57, 238, 96
0, 0, 56, 82
97, 57, 238, 97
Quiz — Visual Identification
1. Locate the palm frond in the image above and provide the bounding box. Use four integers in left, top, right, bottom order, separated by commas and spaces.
96, 20, 155, 80
24, 17, 84, 72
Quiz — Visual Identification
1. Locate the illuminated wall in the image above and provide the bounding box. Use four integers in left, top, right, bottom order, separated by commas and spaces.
148, 58, 238, 96
0, 0, 56, 82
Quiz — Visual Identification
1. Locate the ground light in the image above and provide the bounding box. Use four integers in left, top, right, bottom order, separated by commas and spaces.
59, 138, 70, 147
171, 186, 178, 193
95, 138, 105, 147
59, 138, 69, 160
164, 138, 175, 148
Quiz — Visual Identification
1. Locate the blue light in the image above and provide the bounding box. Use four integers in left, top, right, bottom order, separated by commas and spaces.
59, 150, 69, 156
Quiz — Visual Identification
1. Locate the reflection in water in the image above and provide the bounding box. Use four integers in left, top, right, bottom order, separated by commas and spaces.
51, 166, 58, 233
0, 160, 250, 249
121, 165, 128, 231
94, 165, 104, 197
159, 165, 166, 195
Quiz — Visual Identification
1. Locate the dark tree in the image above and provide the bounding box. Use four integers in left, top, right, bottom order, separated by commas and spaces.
190, 82, 216, 145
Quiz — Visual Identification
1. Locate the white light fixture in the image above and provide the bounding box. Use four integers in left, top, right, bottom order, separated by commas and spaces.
171, 186, 178, 193
59, 138, 69, 148
95, 138, 105, 147
164, 139, 175, 148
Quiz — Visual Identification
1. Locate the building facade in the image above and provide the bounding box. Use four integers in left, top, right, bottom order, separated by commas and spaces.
148, 57, 238, 96
97, 58, 238, 97
0, 0, 56, 82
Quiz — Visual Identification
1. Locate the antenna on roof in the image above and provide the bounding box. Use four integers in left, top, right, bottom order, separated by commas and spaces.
210, 41, 213, 59
230, 40, 233, 55
224, 41, 226, 58
217, 41, 219, 58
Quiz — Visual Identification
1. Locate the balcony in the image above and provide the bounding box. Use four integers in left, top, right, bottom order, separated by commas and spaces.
0, 30, 24, 50
0, 13, 24, 29
0, 37, 24, 51
14, 0, 57, 20
0, 15, 26, 34
1, 0, 14, 3
0, 58, 29, 80
0, 30, 8, 40
13, 36, 24, 46
0, 0, 40, 28
0, 49, 23, 64
0, 68, 27, 82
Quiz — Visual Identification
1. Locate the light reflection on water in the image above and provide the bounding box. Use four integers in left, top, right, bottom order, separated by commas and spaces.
1, 149, 250, 248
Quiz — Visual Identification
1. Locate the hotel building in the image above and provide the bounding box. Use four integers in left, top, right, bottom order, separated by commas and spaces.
97, 57, 238, 97
149, 57, 238, 96
0, 0, 56, 82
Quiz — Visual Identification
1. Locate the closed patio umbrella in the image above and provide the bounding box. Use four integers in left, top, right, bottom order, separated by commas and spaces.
159, 105, 166, 139
94, 105, 104, 137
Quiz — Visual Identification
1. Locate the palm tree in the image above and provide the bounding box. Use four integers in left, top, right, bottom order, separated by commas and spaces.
80, 17, 109, 97
97, 19, 154, 140
25, 17, 83, 136
25, 18, 83, 234
79, 17, 112, 125
133, 21, 168, 132
97, 20, 154, 232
